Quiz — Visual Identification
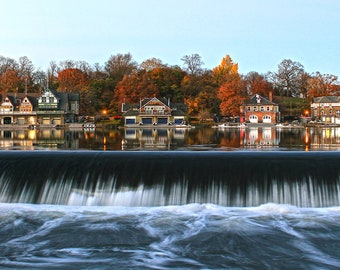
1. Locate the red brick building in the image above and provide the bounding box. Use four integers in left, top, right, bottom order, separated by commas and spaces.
240, 94, 280, 124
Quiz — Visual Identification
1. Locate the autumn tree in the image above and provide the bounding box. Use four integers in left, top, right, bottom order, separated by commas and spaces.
105, 53, 138, 83
245, 71, 274, 97
183, 70, 219, 116
148, 65, 186, 102
212, 54, 239, 85
213, 54, 246, 116
307, 72, 339, 99
217, 79, 247, 116
112, 71, 159, 112
197, 70, 219, 115
0, 56, 40, 93
57, 68, 90, 92
0, 69, 20, 92
83, 78, 115, 115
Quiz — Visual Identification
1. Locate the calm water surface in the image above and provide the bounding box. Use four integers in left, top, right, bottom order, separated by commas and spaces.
0, 126, 339, 151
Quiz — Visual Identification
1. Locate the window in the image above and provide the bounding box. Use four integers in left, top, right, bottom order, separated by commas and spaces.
260, 106, 264, 111
253, 106, 257, 111
266, 107, 270, 111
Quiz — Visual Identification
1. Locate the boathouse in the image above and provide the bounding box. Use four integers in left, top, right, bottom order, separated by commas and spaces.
310, 96, 340, 124
240, 94, 280, 124
0, 89, 79, 127
121, 97, 188, 127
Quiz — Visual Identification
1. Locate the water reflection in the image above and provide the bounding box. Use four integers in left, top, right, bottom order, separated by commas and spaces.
122, 128, 186, 150
240, 127, 280, 147
0, 126, 340, 151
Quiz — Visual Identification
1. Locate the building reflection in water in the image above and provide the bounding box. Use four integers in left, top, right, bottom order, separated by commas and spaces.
0, 126, 340, 150
239, 127, 280, 148
309, 127, 340, 150
122, 128, 187, 150
0, 128, 71, 150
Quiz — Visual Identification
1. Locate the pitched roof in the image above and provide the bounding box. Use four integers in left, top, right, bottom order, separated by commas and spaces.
313, 96, 340, 103
122, 97, 187, 115
2, 93, 40, 107
244, 94, 278, 105
141, 97, 169, 107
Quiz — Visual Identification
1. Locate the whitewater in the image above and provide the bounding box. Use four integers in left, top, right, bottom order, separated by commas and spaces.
0, 151, 340, 269
1, 203, 340, 269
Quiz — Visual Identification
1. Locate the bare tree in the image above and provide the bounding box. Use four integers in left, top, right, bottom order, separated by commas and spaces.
140, 58, 165, 71
269, 59, 305, 97
0, 55, 18, 76
181, 53, 204, 75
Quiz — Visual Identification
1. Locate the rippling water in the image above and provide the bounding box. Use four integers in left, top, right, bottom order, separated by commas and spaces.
1, 203, 340, 269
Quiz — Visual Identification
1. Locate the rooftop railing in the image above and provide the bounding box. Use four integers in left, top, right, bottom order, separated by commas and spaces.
138, 111, 171, 116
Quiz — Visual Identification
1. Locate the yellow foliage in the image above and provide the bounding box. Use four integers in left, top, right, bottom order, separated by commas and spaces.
212, 54, 239, 85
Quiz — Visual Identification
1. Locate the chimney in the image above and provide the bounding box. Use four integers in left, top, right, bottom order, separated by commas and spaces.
269, 91, 273, 102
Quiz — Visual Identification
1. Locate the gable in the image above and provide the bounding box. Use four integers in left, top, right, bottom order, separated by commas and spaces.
141, 97, 171, 111
22, 96, 33, 106
2, 96, 15, 106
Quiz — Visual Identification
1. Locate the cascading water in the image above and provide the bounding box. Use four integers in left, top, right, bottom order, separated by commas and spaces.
1, 150, 340, 269
0, 151, 339, 207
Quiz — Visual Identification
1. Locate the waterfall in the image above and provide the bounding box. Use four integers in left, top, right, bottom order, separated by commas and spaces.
0, 151, 339, 207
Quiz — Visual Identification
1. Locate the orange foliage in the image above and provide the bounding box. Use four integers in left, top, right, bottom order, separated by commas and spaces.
217, 78, 247, 116
114, 72, 159, 107
307, 73, 339, 99
0, 69, 20, 92
184, 97, 200, 115
57, 68, 90, 92
249, 76, 273, 97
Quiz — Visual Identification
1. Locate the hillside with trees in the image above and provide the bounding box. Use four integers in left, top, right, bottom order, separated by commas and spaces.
0, 53, 339, 121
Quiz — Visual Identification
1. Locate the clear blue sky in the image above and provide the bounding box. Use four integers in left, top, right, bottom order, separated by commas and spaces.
1, 0, 339, 77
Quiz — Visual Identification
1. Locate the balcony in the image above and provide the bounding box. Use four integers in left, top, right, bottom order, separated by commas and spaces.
138, 110, 172, 116
0, 111, 37, 115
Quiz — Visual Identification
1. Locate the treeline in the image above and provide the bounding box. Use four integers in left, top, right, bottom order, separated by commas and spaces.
0, 53, 339, 117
